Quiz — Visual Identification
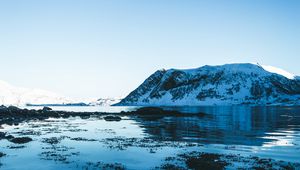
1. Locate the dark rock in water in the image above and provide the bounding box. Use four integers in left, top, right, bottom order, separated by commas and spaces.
103, 115, 122, 122
124, 107, 208, 121
5, 135, 14, 140
124, 107, 207, 120
7, 106, 21, 113
160, 151, 300, 170
132, 107, 206, 116
184, 153, 229, 170
0, 132, 6, 139
0, 105, 98, 125
42, 137, 63, 145
42, 107, 52, 111
135, 107, 166, 115
0, 105, 9, 114
9, 137, 32, 144
83, 161, 126, 170
7, 145, 26, 149
133, 107, 182, 115
0, 132, 15, 141
70, 137, 98, 142
0, 105, 201, 126
0, 152, 5, 157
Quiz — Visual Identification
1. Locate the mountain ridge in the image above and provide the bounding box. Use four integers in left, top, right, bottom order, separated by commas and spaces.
0, 80, 120, 106
0, 80, 73, 106
116, 63, 300, 106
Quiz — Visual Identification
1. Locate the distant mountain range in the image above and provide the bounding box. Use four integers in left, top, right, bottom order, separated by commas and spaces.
0, 80, 73, 106
88, 98, 121, 106
0, 80, 120, 106
116, 63, 300, 106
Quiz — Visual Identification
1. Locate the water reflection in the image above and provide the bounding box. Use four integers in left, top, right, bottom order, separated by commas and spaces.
1, 106, 300, 169
134, 106, 300, 147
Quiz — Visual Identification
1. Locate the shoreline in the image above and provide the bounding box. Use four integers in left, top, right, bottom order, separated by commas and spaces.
1, 105, 300, 169
0, 106, 205, 126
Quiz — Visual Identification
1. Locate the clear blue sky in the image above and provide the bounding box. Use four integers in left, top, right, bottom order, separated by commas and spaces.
0, 0, 299, 98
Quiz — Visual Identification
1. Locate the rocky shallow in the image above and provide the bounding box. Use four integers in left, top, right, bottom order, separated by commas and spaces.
0, 106, 300, 170
156, 151, 299, 170
0, 106, 203, 126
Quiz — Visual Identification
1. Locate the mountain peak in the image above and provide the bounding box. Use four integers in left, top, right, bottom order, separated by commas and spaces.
117, 63, 300, 106
171, 63, 296, 80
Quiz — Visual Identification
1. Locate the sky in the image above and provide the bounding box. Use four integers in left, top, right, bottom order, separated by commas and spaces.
0, 0, 299, 99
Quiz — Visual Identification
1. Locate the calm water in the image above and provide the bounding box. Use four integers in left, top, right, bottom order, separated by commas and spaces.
22, 106, 140, 113
1, 106, 300, 169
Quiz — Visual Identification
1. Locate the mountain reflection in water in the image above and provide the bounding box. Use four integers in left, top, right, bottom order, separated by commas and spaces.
134, 106, 300, 146
0, 106, 299, 169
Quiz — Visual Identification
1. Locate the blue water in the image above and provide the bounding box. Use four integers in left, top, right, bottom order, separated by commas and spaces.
1, 106, 300, 169
23, 106, 140, 113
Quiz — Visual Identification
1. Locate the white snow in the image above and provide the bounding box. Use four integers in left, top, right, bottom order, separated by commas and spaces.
0, 80, 73, 106
178, 63, 297, 80
0, 80, 123, 106
89, 97, 122, 106
172, 63, 270, 77
260, 65, 295, 79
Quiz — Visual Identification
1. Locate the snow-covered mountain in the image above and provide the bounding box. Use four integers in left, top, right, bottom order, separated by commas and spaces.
0, 80, 74, 106
0, 80, 122, 107
88, 98, 121, 106
116, 63, 300, 106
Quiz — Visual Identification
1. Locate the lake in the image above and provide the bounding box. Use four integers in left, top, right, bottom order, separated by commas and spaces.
0, 106, 300, 169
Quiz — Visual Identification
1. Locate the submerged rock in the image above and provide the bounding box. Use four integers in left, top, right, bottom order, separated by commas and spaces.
183, 153, 229, 170
158, 151, 300, 170
70, 137, 98, 142
83, 161, 126, 170
0, 152, 5, 157
5, 135, 14, 140
9, 137, 32, 144
103, 116, 122, 122
0, 132, 6, 139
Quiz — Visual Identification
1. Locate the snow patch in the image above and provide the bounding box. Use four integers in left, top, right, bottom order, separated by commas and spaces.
261, 65, 295, 79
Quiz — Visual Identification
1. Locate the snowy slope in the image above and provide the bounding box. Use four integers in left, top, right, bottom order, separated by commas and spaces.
0, 80, 73, 106
88, 98, 122, 106
260, 64, 296, 79
116, 63, 300, 106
